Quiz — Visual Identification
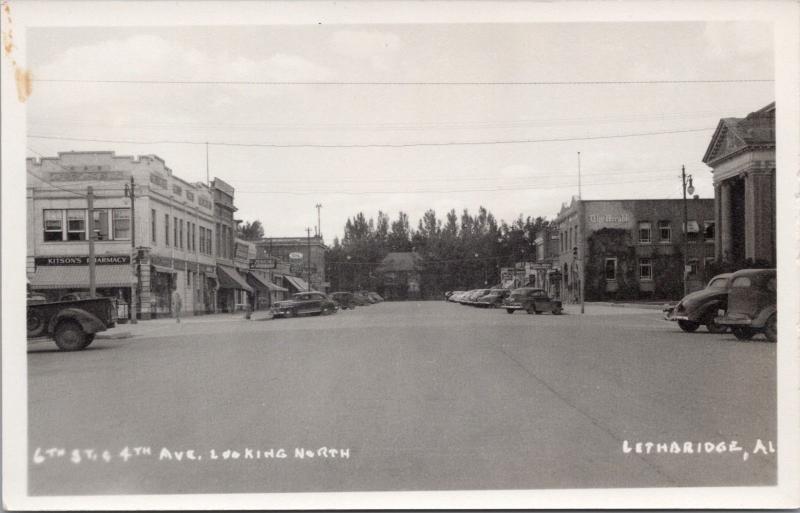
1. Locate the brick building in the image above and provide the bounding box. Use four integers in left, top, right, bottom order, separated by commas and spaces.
256, 236, 327, 292
702, 102, 776, 266
554, 197, 716, 302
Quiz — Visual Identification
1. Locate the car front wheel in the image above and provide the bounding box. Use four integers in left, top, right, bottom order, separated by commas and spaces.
732, 327, 755, 341
506, 309, 515, 314
678, 320, 700, 332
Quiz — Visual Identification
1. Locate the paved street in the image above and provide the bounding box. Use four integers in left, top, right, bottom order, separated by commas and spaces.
28, 301, 776, 495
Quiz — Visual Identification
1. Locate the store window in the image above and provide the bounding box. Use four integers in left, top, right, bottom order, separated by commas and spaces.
66, 209, 87, 241
92, 209, 110, 241
704, 221, 715, 242
112, 209, 131, 240
639, 258, 653, 281
43, 209, 64, 241
658, 220, 671, 242
638, 222, 652, 244
605, 258, 617, 281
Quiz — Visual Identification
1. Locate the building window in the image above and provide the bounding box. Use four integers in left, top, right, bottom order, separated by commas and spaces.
193, 224, 197, 252
639, 258, 653, 281
112, 209, 131, 240
174, 218, 179, 249
687, 221, 699, 243
216, 223, 221, 257
151, 209, 157, 243
165, 214, 170, 246
179, 219, 184, 249
704, 221, 715, 242
688, 258, 699, 275
43, 209, 64, 241
200, 227, 206, 254
92, 209, 110, 241
658, 221, 671, 243
187, 269, 192, 287
638, 222, 652, 244
66, 209, 87, 241
605, 258, 617, 281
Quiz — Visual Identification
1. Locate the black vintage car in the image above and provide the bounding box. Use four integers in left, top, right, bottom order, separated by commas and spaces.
503, 287, 563, 315
476, 289, 510, 308
271, 291, 338, 318
716, 269, 777, 342
663, 273, 731, 333
330, 291, 357, 310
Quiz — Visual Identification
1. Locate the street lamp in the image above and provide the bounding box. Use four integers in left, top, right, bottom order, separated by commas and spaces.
682, 165, 694, 296
123, 177, 138, 324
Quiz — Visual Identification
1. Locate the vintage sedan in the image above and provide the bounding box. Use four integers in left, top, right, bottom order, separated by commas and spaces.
465, 289, 492, 305
476, 289, 511, 308
503, 287, 563, 315
716, 269, 776, 342
663, 273, 731, 333
329, 291, 357, 310
271, 292, 338, 318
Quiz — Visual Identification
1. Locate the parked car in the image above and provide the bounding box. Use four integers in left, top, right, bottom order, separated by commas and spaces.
447, 291, 464, 302
663, 273, 731, 333
329, 292, 357, 310
367, 292, 384, 303
27, 297, 117, 351
476, 289, 510, 308
716, 269, 777, 342
465, 289, 492, 305
503, 287, 563, 315
354, 290, 377, 304
271, 292, 338, 318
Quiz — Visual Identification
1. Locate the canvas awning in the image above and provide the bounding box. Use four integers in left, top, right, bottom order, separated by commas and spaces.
247, 272, 288, 292
284, 275, 311, 292
29, 265, 136, 290
217, 265, 253, 292
151, 264, 178, 275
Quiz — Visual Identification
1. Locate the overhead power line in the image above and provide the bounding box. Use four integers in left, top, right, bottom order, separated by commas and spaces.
28, 127, 714, 149
32, 78, 774, 86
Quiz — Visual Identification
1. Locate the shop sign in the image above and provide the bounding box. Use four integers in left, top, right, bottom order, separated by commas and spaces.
288, 252, 304, 260
289, 263, 304, 274
35, 255, 130, 266
234, 242, 251, 262
249, 257, 277, 270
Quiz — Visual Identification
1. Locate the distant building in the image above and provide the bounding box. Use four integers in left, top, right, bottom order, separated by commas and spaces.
211, 178, 251, 312
702, 102, 775, 266
256, 236, 327, 292
27, 151, 218, 319
375, 252, 424, 300
532, 225, 562, 297
554, 197, 715, 302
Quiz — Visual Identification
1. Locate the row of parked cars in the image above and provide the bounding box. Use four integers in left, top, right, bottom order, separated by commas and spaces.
663, 268, 776, 342
446, 287, 563, 315
270, 290, 383, 318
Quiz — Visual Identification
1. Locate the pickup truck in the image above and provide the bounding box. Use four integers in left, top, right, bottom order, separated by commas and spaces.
27, 297, 117, 351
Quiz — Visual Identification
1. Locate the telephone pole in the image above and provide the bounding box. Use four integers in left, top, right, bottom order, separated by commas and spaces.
128, 177, 138, 323
87, 186, 96, 298
306, 227, 312, 291
681, 165, 695, 296
315, 203, 322, 238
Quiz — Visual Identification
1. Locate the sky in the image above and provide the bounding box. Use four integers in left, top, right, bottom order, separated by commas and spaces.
26, 22, 774, 241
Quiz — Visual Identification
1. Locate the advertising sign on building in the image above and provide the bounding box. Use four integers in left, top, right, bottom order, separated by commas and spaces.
35, 255, 131, 266
288, 252, 304, 260
249, 257, 277, 270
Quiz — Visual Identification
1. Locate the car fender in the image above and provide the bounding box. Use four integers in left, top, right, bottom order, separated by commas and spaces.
696, 299, 725, 321
48, 308, 107, 335
752, 305, 777, 328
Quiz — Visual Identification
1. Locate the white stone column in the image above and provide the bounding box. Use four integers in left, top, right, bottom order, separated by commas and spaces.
719, 180, 733, 262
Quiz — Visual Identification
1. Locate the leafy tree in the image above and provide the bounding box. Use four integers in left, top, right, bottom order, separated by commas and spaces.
237, 220, 264, 240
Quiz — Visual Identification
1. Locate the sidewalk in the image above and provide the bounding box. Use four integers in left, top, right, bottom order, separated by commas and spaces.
97, 311, 269, 340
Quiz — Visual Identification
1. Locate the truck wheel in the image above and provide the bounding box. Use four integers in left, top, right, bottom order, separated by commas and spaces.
526, 306, 534, 315
764, 313, 777, 343
54, 321, 90, 351
552, 307, 563, 315
732, 327, 754, 341
506, 309, 515, 314
27, 310, 46, 337
678, 320, 700, 332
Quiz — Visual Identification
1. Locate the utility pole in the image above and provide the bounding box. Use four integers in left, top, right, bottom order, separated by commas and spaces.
128, 177, 138, 323
681, 165, 694, 296
578, 151, 585, 314
205, 142, 210, 186
315, 203, 322, 238
306, 227, 312, 291
88, 186, 96, 298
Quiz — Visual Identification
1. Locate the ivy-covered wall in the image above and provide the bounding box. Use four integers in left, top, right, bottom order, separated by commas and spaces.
585, 228, 684, 301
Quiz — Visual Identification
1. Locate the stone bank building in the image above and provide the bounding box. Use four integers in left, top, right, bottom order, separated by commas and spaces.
555, 197, 715, 302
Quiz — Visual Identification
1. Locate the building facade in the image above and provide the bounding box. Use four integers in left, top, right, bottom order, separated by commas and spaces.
211, 178, 252, 312
702, 102, 776, 266
27, 151, 218, 319
257, 236, 327, 292
554, 197, 716, 302
375, 252, 424, 300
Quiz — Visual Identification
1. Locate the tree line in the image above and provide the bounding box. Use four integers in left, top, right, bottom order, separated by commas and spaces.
326, 207, 551, 296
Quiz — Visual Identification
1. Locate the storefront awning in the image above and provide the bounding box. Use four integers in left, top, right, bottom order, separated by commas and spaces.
29, 265, 136, 290
217, 265, 253, 292
152, 264, 178, 275
247, 272, 288, 292
285, 275, 311, 292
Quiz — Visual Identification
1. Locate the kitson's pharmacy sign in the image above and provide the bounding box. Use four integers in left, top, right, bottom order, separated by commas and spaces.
35, 255, 131, 266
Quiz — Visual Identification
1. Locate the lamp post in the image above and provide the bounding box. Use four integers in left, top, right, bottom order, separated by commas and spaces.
87, 186, 96, 298
682, 165, 695, 296
123, 177, 138, 323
